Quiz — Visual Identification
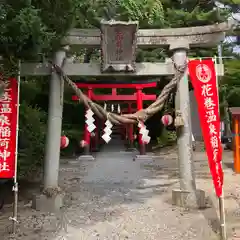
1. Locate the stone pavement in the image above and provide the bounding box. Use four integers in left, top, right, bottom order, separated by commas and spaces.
0, 140, 240, 239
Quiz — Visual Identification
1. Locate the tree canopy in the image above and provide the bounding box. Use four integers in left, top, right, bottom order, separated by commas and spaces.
0, 0, 234, 62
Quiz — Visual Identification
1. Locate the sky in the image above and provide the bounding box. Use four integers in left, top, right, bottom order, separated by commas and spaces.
225, 36, 240, 53
225, 19, 240, 53
215, 1, 240, 53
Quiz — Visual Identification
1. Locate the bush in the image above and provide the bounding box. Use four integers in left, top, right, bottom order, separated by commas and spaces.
18, 101, 47, 179
157, 127, 177, 147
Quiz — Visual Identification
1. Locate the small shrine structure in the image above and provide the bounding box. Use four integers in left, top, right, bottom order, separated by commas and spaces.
229, 107, 240, 173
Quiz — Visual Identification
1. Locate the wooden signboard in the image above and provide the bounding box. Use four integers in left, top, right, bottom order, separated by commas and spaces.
100, 20, 138, 73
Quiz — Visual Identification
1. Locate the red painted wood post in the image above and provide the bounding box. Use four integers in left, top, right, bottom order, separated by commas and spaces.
234, 116, 240, 173
76, 82, 157, 89
72, 94, 156, 101
128, 103, 134, 148
94, 117, 99, 151
84, 87, 92, 154
136, 87, 146, 155
100, 119, 104, 145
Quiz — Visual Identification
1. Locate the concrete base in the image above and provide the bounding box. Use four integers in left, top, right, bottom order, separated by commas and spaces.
32, 193, 64, 212
133, 155, 153, 161
78, 155, 95, 161
172, 189, 206, 209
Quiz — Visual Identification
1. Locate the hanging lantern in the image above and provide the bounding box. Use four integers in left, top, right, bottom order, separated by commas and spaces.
161, 114, 173, 126
80, 140, 87, 148
60, 136, 69, 149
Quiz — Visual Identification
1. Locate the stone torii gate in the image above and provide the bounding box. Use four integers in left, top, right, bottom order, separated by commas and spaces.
21, 20, 231, 211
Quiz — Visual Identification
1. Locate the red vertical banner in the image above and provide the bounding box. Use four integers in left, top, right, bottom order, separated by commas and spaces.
0, 78, 18, 178
188, 59, 223, 197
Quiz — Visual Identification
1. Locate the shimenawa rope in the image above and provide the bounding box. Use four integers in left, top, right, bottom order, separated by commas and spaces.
51, 59, 187, 125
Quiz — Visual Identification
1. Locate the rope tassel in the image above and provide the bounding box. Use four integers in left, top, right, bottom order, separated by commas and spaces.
174, 110, 184, 127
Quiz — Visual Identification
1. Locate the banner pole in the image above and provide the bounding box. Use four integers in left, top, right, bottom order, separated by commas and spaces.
219, 193, 227, 240
11, 60, 21, 234
214, 56, 220, 103
214, 53, 227, 240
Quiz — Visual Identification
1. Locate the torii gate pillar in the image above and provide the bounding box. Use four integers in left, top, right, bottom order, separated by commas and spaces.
83, 87, 92, 154
32, 47, 67, 211
136, 87, 146, 155
171, 43, 205, 208
127, 104, 134, 150
79, 87, 95, 161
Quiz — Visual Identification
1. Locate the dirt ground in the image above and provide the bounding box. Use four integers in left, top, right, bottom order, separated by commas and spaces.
0, 142, 240, 240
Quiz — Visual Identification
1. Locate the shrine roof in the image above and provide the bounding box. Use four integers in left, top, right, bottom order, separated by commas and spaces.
230, 107, 240, 115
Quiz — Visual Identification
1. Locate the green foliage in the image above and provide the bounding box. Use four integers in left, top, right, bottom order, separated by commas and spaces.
0, 2, 52, 60
8, 79, 48, 180
0, 0, 83, 60
18, 101, 47, 179
116, 0, 165, 26
219, 58, 240, 108
164, 0, 229, 27
157, 128, 177, 147
17, 78, 83, 178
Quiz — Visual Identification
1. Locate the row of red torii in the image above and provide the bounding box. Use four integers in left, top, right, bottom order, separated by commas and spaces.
72, 82, 160, 155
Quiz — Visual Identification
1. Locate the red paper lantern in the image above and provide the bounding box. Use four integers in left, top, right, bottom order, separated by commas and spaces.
161, 114, 173, 126
80, 140, 87, 148
60, 136, 69, 149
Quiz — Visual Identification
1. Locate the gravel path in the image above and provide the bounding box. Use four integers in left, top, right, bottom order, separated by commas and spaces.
0, 140, 239, 239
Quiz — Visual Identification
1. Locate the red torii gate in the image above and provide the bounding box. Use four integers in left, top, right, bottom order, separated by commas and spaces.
120, 106, 137, 149
72, 82, 157, 155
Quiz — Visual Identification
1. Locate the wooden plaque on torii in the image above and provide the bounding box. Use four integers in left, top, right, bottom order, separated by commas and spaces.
100, 20, 138, 73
